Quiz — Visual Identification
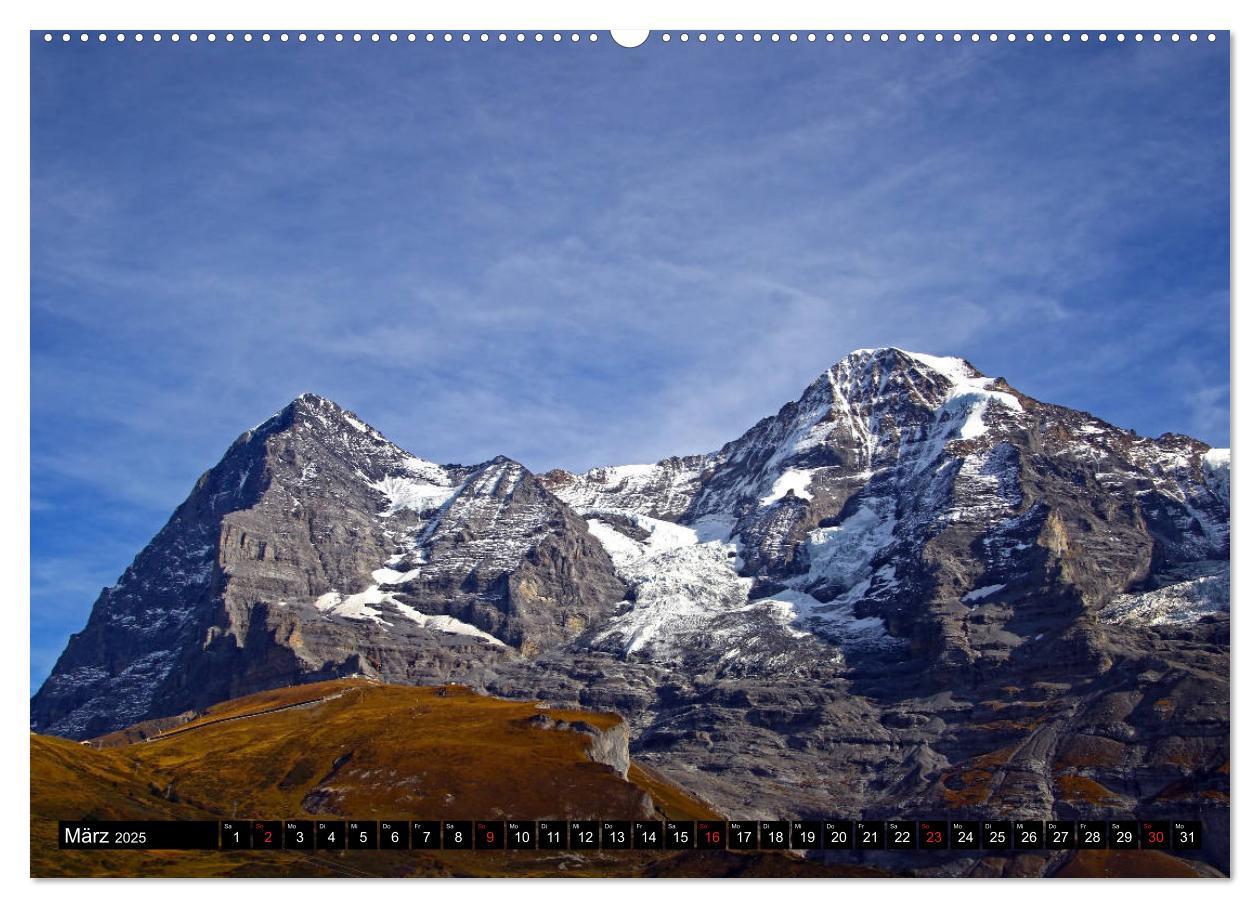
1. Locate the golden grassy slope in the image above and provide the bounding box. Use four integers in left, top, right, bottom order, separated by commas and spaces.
86, 679, 656, 821
30, 679, 741, 877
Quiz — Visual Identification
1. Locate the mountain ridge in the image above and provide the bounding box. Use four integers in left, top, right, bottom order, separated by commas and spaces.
34, 345, 1230, 733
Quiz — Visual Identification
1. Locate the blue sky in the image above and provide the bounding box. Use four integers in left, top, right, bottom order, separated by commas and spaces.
30, 34, 1229, 690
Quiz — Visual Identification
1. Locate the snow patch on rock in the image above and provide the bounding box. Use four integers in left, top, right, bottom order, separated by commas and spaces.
393, 604, 507, 646
317, 578, 507, 646
962, 583, 1007, 604
370, 459, 461, 517
760, 468, 818, 506
1100, 562, 1228, 626
315, 586, 392, 624
372, 566, 421, 585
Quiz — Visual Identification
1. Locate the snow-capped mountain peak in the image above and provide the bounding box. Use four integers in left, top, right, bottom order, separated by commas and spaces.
541, 348, 1227, 670
34, 350, 1229, 741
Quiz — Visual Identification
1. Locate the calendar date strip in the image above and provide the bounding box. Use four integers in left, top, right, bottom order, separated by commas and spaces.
59, 819, 1204, 851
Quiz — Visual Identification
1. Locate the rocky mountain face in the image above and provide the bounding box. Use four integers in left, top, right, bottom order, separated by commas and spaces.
32, 349, 1229, 876
32, 395, 623, 737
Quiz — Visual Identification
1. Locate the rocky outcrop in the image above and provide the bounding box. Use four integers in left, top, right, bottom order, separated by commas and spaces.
526, 713, 632, 779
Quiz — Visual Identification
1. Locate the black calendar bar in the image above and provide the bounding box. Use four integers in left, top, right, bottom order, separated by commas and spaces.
55, 818, 1207, 850
59, 820, 219, 849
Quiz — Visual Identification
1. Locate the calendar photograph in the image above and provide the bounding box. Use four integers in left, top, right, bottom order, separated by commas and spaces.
28, 27, 1229, 879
